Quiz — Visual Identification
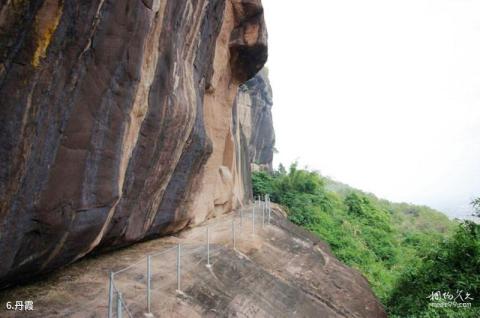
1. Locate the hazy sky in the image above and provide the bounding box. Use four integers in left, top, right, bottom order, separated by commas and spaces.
262, 0, 480, 218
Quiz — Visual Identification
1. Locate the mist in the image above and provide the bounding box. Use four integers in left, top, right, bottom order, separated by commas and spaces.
263, 0, 480, 218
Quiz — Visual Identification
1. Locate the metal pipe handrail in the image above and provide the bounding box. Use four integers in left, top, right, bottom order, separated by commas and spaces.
112, 257, 147, 276
108, 196, 273, 317
111, 283, 134, 318
149, 245, 177, 258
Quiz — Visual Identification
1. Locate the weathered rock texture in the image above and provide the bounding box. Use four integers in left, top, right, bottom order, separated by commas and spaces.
0, 207, 387, 317
0, 0, 268, 287
234, 68, 274, 171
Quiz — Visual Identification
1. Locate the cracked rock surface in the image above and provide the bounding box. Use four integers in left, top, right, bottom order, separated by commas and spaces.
0, 206, 387, 317
0, 0, 268, 286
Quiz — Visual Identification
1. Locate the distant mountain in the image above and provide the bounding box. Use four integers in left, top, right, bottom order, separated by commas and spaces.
324, 177, 455, 235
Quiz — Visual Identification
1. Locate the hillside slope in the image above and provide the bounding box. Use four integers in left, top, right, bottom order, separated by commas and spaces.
0, 206, 386, 317
323, 177, 455, 235
252, 166, 457, 302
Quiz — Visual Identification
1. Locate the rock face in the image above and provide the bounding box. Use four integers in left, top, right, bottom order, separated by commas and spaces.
0, 207, 387, 317
0, 0, 268, 287
235, 68, 275, 171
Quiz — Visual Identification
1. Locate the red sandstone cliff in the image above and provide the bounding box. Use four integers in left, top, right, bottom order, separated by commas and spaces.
0, 0, 267, 287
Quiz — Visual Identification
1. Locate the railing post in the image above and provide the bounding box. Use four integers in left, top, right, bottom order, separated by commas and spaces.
266, 195, 268, 224
268, 195, 272, 224
117, 291, 123, 318
147, 255, 151, 313
108, 272, 114, 318
176, 244, 181, 292
252, 205, 255, 235
206, 227, 211, 268
232, 219, 236, 250
262, 196, 265, 228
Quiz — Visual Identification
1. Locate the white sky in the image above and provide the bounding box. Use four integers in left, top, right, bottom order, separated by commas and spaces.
262, 0, 480, 218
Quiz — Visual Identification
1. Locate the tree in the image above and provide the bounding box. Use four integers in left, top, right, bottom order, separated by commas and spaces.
472, 197, 480, 217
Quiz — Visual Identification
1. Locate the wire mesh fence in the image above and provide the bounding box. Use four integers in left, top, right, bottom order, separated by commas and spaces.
107, 195, 272, 318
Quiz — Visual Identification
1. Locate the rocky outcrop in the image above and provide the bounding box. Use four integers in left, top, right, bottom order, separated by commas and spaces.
0, 206, 387, 317
0, 0, 267, 287
235, 68, 275, 171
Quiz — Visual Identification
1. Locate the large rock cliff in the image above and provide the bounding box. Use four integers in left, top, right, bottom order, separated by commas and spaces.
235, 68, 275, 171
0, 0, 268, 287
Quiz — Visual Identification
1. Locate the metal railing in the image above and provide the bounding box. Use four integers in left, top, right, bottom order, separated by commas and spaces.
107, 194, 272, 318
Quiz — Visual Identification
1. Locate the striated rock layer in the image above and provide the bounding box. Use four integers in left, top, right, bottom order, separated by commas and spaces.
0, 207, 388, 317
235, 68, 275, 171
0, 0, 267, 287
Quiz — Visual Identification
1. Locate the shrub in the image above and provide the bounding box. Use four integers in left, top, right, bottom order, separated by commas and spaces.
251, 164, 475, 317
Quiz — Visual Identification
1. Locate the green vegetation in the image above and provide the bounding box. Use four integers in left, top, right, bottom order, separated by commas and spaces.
387, 220, 480, 318
252, 164, 479, 317
472, 198, 480, 217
